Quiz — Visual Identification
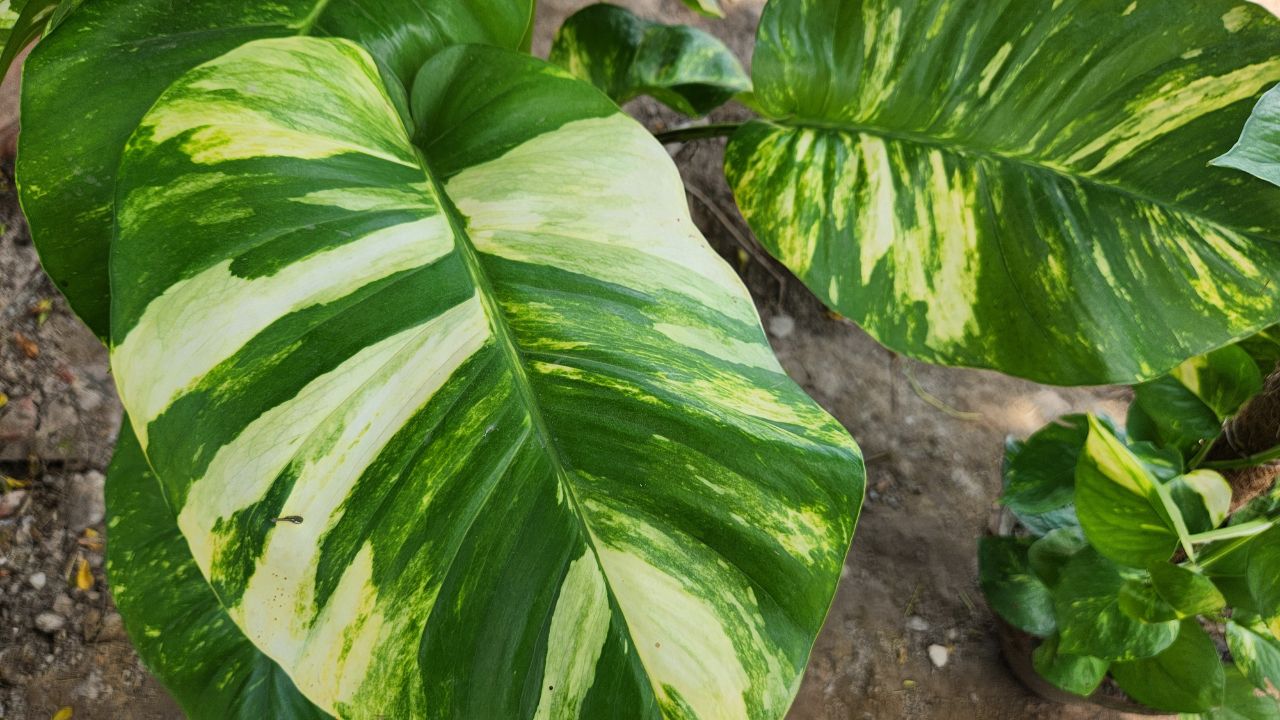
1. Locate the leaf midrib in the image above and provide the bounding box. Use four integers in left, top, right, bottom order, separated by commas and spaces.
766, 115, 1272, 244
412, 147, 665, 713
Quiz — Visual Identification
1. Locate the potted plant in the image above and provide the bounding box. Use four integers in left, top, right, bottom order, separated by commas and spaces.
981, 331, 1280, 716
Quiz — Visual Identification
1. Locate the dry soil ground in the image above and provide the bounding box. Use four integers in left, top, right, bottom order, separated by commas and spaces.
0, 1, 1153, 718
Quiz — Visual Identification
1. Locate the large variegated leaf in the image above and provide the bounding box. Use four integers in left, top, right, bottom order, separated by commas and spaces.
108, 38, 863, 719
724, 0, 1280, 384
17, 0, 535, 337
106, 422, 329, 719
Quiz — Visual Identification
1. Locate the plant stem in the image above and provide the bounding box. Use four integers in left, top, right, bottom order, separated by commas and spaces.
1187, 436, 1217, 470
653, 122, 743, 144
1201, 442, 1280, 470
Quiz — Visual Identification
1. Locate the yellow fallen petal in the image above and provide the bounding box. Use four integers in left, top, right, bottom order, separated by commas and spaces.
52, 707, 73, 720
75, 557, 92, 591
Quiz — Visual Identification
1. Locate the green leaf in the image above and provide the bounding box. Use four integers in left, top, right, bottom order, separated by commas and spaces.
106, 421, 330, 720
1129, 440, 1185, 483
1055, 548, 1179, 661
1074, 416, 1180, 567
1227, 616, 1280, 693
0, 0, 53, 81
1028, 527, 1088, 588
1236, 324, 1280, 379
1001, 414, 1093, 515
1012, 504, 1080, 538
1031, 634, 1108, 698
1185, 667, 1280, 720
1148, 563, 1227, 618
1169, 470, 1234, 535
108, 38, 864, 719
1170, 345, 1264, 420
1111, 620, 1224, 713
1118, 576, 1180, 624
1248, 526, 1280, 632
549, 3, 749, 118
978, 537, 1056, 637
724, 0, 1280, 385
1130, 345, 1258, 459
17, 0, 536, 337
679, 0, 723, 18
1132, 376, 1224, 460
1218, 82, 1280, 185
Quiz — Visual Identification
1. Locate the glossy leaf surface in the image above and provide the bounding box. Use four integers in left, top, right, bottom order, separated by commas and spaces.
726, 0, 1280, 384
108, 38, 864, 719
550, 3, 748, 117
106, 422, 329, 720
18, 0, 535, 335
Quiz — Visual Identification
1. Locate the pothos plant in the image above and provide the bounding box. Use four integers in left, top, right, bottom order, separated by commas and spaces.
981, 333, 1280, 717
8, 0, 1280, 717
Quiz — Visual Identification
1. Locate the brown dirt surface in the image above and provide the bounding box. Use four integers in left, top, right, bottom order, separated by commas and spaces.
0, 2, 1155, 718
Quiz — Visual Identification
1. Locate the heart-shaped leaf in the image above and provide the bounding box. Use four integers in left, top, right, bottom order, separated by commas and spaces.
108, 38, 863, 719
1074, 416, 1181, 567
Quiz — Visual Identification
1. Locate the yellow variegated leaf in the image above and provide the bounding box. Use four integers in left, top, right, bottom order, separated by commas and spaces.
108, 38, 863, 719
727, 0, 1280, 385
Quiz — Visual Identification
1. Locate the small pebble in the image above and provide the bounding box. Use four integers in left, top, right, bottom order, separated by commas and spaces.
35, 611, 65, 634
928, 644, 949, 669
28, 571, 46, 590
905, 615, 930, 632
767, 314, 796, 339
0, 489, 27, 518
98, 612, 127, 642
52, 593, 73, 616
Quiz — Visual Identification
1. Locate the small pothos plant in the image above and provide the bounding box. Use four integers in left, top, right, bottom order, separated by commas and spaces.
981, 332, 1280, 716
9, 0, 1280, 717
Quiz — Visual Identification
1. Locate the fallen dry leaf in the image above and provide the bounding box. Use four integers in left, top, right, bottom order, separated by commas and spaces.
77, 528, 104, 552
12, 331, 38, 359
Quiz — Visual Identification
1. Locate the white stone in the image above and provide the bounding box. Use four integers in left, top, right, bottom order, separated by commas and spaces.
905, 615, 930, 632
928, 644, 950, 669
767, 313, 796, 339
34, 612, 64, 634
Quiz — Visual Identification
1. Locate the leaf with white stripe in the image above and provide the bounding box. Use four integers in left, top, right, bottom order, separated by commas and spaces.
106, 421, 330, 720
109, 38, 863, 719
17, 0, 535, 337
725, 0, 1280, 384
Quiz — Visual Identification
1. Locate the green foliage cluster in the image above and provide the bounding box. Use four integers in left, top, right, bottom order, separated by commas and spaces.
982, 332, 1280, 716
11, 0, 1280, 717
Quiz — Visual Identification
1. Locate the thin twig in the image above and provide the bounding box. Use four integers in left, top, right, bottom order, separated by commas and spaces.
903, 363, 982, 421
